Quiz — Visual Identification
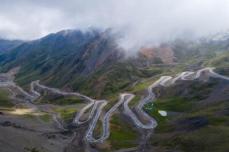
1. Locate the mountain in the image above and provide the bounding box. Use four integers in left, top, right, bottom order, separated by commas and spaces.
0, 29, 185, 98
0, 29, 229, 152
0, 39, 23, 52
0, 29, 228, 99
0, 29, 127, 97
0, 29, 123, 73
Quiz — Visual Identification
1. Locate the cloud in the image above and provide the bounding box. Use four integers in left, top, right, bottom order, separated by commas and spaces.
1, 0, 229, 50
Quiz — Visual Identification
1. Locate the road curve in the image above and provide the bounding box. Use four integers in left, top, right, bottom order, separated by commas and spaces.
0, 67, 228, 143
0, 79, 66, 130
74, 67, 229, 143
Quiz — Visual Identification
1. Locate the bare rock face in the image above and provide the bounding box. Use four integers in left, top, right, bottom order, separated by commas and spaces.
139, 44, 175, 64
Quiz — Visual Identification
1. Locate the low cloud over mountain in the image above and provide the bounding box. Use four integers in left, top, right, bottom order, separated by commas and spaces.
1, 0, 229, 51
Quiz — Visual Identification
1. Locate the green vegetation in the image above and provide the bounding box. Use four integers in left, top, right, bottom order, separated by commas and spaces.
75, 62, 151, 98
40, 113, 51, 122
24, 147, 43, 152
147, 97, 193, 112
0, 29, 229, 152
37, 95, 84, 105
0, 88, 13, 107
17, 112, 51, 123
128, 95, 141, 107
151, 125, 229, 152
23, 113, 35, 119
150, 104, 229, 152
144, 102, 167, 122
107, 115, 138, 150
203, 51, 229, 76
93, 120, 103, 139
149, 80, 229, 152
143, 101, 172, 133
0, 107, 13, 111
55, 107, 77, 122
204, 51, 229, 68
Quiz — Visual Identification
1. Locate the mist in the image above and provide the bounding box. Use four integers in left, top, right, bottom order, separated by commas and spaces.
1, 0, 229, 50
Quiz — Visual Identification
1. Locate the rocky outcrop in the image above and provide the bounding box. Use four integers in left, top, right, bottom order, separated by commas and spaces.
139, 44, 175, 64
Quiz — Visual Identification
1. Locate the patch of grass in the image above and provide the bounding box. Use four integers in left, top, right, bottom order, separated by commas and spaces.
187, 101, 229, 126
40, 113, 51, 122
144, 103, 167, 122
23, 114, 35, 119
0, 107, 13, 111
128, 78, 155, 93
128, 95, 141, 107
128, 65, 183, 95
93, 120, 103, 139
188, 81, 217, 101
180, 126, 229, 152
152, 126, 229, 152
38, 96, 84, 105
204, 51, 229, 69
0, 89, 13, 107
73, 63, 178, 99
24, 147, 43, 152
107, 115, 138, 150
150, 96, 229, 152
143, 102, 172, 133
55, 107, 77, 122
154, 97, 193, 112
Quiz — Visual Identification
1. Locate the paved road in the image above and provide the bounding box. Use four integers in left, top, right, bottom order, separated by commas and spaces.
76, 67, 229, 143
0, 67, 228, 143
0, 79, 65, 130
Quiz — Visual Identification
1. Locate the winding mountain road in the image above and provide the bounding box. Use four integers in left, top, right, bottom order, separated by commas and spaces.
0, 67, 228, 143
0, 79, 65, 130
75, 67, 229, 143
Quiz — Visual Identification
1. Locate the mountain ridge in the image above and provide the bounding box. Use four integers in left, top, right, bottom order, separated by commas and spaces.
0, 39, 23, 52
0, 29, 229, 98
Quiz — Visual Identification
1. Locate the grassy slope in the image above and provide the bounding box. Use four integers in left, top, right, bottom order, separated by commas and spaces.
71, 62, 168, 99
37, 95, 84, 105
107, 115, 138, 151
94, 58, 208, 150
204, 51, 229, 76
144, 79, 229, 152
150, 101, 229, 152
0, 88, 13, 107
55, 107, 77, 123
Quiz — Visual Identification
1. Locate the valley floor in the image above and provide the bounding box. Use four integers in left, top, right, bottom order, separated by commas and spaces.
0, 67, 228, 152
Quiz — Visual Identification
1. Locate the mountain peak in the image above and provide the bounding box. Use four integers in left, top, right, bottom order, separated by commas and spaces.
0, 28, 123, 88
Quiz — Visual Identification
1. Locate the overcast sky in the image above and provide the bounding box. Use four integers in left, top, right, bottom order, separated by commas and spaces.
1, 0, 229, 48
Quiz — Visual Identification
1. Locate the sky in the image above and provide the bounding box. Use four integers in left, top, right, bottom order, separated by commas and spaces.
1, 0, 229, 49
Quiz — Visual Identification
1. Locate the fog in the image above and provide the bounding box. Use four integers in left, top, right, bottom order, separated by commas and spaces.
1, 0, 229, 49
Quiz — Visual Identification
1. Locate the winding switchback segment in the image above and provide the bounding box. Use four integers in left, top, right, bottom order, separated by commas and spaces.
0, 67, 228, 142
75, 67, 229, 143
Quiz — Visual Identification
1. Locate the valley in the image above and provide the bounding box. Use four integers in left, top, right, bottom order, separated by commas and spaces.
0, 29, 228, 152
1, 1, 229, 151
0, 65, 228, 152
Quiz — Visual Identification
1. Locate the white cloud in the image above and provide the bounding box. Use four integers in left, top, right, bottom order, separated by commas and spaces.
1, 0, 229, 49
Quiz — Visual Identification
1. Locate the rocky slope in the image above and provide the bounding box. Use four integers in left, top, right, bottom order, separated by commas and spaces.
139, 44, 175, 64
0, 29, 125, 95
